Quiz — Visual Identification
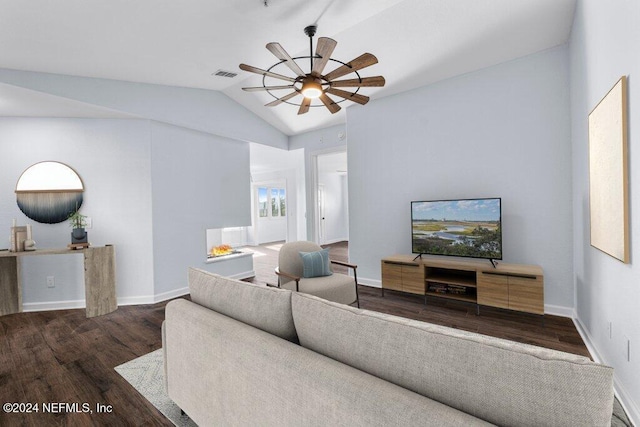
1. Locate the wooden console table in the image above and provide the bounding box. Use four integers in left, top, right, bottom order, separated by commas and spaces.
381, 255, 544, 315
0, 245, 117, 318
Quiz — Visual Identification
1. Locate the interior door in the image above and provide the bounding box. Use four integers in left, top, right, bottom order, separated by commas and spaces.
317, 184, 326, 244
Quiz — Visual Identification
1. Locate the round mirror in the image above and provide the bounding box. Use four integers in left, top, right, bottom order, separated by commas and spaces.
15, 161, 84, 224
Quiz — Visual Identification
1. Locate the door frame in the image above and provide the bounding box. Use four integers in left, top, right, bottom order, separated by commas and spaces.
309, 147, 348, 244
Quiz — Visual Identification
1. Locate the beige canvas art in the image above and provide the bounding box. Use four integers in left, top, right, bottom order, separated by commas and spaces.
588, 76, 629, 263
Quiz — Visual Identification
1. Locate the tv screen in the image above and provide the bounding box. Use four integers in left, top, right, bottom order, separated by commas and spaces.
411, 198, 502, 260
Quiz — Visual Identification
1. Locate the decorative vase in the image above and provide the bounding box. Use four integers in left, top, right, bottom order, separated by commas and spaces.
71, 227, 88, 244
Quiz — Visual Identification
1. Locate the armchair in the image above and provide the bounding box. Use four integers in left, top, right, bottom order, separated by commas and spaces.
275, 241, 359, 307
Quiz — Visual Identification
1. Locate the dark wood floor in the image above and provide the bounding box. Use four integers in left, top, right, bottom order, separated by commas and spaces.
0, 241, 590, 426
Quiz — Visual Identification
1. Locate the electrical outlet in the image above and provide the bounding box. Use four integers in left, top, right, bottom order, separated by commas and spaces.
85, 217, 93, 229
46, 276, 55, 288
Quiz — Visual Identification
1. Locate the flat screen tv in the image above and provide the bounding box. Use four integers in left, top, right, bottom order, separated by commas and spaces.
411, 198, 502, 261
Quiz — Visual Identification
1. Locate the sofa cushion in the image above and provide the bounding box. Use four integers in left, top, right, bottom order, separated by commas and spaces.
300, 248, 332, 278
291, 292, 614, 427
188, 268, 298, 343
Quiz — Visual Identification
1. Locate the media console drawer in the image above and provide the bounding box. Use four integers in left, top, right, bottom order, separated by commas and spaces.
381, 260, 424, 295
381, 255, 544, 315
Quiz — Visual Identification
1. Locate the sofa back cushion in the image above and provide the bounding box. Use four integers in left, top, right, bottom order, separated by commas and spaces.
189, 268, 298, 342
291, 292, 614, 427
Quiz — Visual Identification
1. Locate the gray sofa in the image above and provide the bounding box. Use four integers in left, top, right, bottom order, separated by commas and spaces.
162, 268, 614, 426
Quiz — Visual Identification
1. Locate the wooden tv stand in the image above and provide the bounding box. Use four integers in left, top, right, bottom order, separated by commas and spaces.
381, 255, 544, 315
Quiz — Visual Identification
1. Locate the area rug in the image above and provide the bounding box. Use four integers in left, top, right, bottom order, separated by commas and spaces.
117, 349, 632, 427
115, 349, 196, 427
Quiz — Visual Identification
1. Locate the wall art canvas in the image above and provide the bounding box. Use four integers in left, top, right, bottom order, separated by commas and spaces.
589, 76, 629, 263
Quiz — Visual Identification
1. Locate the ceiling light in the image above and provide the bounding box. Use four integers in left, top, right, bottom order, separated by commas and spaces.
300, 77, 323, 99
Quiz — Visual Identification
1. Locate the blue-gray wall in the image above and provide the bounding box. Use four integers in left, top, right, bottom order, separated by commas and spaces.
570, 0, 640, 421
346, 46, 574, 312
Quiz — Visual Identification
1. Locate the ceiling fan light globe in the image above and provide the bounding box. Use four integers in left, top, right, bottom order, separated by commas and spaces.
301, 78, 323, 99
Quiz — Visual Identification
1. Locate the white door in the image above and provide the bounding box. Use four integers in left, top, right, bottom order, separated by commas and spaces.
317, 184, 326, 244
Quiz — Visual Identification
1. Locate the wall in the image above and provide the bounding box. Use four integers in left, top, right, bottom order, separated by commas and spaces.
0, 117, 254, 308
0, 68, 285, 308
150, 121, 251, 297
0, 118, 154, 308
347, 46, 574, 313
570, 0, 640, 421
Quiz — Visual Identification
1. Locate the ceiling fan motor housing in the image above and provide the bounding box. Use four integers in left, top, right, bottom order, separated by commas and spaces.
304, 25, 317, 38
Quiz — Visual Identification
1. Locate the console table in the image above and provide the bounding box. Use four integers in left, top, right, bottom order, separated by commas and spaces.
381, 255, 544, 315
0, 245, 117, 318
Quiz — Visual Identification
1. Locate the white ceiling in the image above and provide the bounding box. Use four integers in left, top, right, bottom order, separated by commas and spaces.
0, 0, 576, 136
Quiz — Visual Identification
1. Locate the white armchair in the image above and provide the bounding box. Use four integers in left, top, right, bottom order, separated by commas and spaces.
275, 241, 359, 307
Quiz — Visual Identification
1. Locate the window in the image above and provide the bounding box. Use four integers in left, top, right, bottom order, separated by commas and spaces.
258, 187, 268, 218
279, 189, 286, 216
257, 186, 286, 218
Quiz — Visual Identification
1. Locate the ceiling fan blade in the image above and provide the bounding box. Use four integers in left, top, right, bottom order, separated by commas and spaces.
298, 97, 312, 115
266, 42, 306, 77
239, 64, 296, 83
326, 88, 369, 105
319, 93, 341, 114
329, 76, 385, 88
265, 91, 300, 107
323, 53, 379, 81
311, 37, 337, 77
242, 85, 295, 92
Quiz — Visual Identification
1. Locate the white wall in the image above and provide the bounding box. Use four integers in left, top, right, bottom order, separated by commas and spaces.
0, 118, 154, 308
150, 121, 251, 297
347, 46, 574, 313
0, 68, 285, 308
0, 117, 254, 308
570, 0, 640, 421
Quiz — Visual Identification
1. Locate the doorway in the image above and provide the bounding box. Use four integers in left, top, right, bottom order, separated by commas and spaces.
313, 150, 348, 245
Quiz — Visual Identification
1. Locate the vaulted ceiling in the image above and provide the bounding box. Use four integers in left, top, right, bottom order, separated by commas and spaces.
0, 0, 576, 135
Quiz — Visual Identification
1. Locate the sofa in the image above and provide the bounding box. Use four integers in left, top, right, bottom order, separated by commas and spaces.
162, 268, 614, 426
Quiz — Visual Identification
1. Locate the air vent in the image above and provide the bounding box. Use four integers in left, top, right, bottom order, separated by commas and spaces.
213, 69, 238, 78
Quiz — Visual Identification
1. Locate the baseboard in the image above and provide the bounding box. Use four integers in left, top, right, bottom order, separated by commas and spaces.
228, 270, 256, 280
153, 286, 190, 303
117, 295, 155, 306
322, 238, 348, 245
357, 277, 381, 288
23, 299, 85, 312
574, 316, 639, 426
543, 304, 574, 318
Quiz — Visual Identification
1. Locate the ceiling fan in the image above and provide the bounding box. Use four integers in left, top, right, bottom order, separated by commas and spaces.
239, 25, 385, 115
